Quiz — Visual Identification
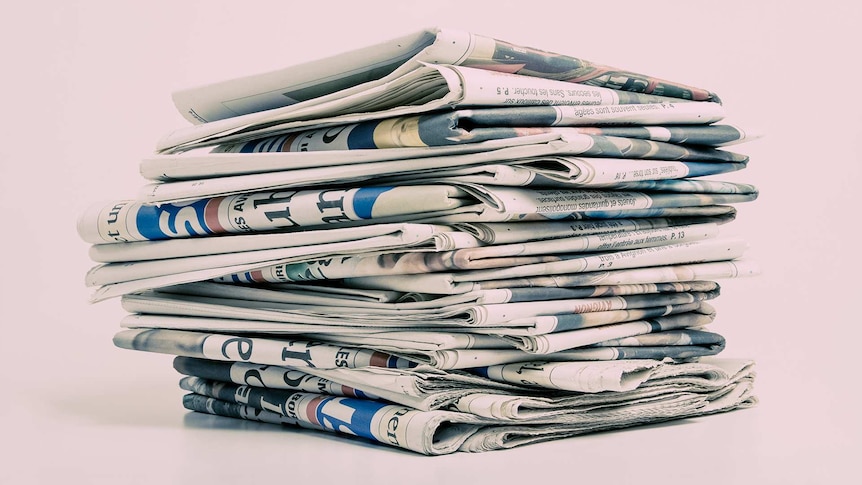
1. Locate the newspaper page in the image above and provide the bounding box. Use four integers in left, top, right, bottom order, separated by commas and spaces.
608, 179, 758, 195
374, 159, 746, 190
456, 383, 756, 451
344, 259, 759, 295
112, 328, 416, 369
141, 133, 559, 181
142, 127, 747, 184
376, 315, 719, 369
202, 103, 728, 153
173, 356, 527, 411
176, 363, 755, 454
181, 362, 749, 421
157, 64, 706, 154
455, 215, 733, 245
569, 124, 759, 146
173, 355, 753, 411
83, 226, 477, 287
179, 381, 486, 455
86, 239, 745, 302
214, 235, 746, 295
79, 185, 756, 244
173, 28, 719, 124
119, 288, 717, 335
172, 356, 381, 400
87, 223, 471, 262
219, 223, 719, 284
404, 238, 749, 284
501, 309, 715, 355
290, 305, 715, 354
115, 310, 719, 371
79, 185, 474, 244
139, 146, 751, 203
124, 303, 710, 342
209, 122, 747, 163
142, 139, 573, 201
129, 279, 719, 320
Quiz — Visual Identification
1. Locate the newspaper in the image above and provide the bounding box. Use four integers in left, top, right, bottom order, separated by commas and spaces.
141, 134, 560, 182
501, 309, 716, 355
121, 304, 711, 345
172, 356, 382, 400
455, 215, 733, 245
80, 184, 757, 244
294, 309, 722, 358
119, 286, 718, 335
526, 342, 725, 361
158, 64, 696, 154
606, 179, 758, 194
580, 328, 727, 360
79, 185, 475, 244
340, 238, 749, 288
115, 306, 719, 369
116, 282, 718, 328
179, 374, 699, 433
86, 223, 472, 262
206, 108, 738, 155
424, 185, 757, 223
172, 356, 527, 411
172, 356, 754, 411
140, 140, 750, 202
216, 223, 719, 284
372, 158, 747, 190
157, 316, 725, 362
174, 28, 719, 125
180, 382, 489, 455
141, 279, 720, 311
568, 124, 759, 147
83, 225, 478, 287
344, 259, 759, 294
112, 328, 416, 369
375, 313, 719, 369
91, 234, 743, 301
163, 28, 719, 152
83, 227, 479, 292
86, 235, 745, 303
143, 130, 748, 186
175, 357, 755, 454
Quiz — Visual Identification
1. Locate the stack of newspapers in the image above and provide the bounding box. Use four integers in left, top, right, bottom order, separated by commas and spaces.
78, 28, 760, 455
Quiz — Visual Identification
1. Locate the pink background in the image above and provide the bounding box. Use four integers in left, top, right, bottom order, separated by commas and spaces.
3, 1, 859, 483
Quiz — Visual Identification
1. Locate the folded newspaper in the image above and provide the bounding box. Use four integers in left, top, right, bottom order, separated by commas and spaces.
161, 27, 724, 153
78, 27, 761, 454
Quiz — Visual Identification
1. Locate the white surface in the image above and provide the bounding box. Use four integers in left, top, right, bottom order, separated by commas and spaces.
2, 1, 859, 483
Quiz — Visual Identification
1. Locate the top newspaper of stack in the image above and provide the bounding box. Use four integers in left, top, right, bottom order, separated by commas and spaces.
161, 27, 721, 154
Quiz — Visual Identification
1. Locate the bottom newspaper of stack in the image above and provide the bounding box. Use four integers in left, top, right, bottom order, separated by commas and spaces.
113, 251, 759, 454
115, 329, 756, 455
